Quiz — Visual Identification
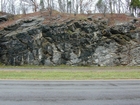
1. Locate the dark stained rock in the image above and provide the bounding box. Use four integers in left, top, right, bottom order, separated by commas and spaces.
87, 16, 93, 21
0, 15, 8, 23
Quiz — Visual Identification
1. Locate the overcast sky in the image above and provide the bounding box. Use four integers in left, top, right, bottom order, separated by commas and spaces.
0, 0, 127, 14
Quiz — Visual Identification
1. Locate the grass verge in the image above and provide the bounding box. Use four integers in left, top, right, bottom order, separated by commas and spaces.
0, 70, 139, 80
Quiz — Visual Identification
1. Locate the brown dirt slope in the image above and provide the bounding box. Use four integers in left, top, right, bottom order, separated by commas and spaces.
0, 10, 140, 30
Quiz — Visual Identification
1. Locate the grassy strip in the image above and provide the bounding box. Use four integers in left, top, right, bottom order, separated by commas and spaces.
0, 70, 139, 80
0, 64, 140, 70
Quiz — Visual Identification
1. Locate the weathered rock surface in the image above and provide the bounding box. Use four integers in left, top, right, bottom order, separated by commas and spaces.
0, 15, 8, 23
0, 16, 140, 66
0, 14, 14, 23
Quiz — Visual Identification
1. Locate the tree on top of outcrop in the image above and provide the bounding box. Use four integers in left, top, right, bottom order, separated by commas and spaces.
30, 0, 39, 12
130, 0, 140, 9
40, 0, 45, 10
130, 0, 140, 16
96, 0, 107, 16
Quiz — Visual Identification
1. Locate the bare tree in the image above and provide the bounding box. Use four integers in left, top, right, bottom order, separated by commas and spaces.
1, 0, 3, 12
108, 0, 113, 14
96, 0, 128, 14
96, 0, 107, 16
8, 0, 16, 14
117, 0, 121, 13
20, 0, 39, 12
30, 0, 38, 12
0, 0, 134, 16
0, 0, 17, 14
67, 0, 72, 13
125, 0, 131, 13
58, 0, 66, 12
19, 0, 28, 14
1, 0, 13, 13
70, 0, 94, 14
40, 0, 45, 10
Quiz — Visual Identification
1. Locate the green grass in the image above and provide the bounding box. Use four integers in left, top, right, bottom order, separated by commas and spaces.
0, 70, 139, 80
0, 65, 140, 80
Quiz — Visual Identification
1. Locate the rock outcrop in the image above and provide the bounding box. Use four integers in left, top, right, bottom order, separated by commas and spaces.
0, 14, 14, 23
0, 15, 8, 23
0, 16, 140, 66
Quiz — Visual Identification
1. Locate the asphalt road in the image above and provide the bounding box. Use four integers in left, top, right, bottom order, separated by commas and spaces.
0, 80, 140, 105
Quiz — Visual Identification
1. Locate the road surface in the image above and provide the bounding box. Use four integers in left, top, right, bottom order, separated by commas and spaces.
0, 80, 140, 105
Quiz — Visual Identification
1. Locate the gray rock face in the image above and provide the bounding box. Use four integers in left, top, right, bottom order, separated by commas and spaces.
0, 14, 14, 23
93, 42, 119, 66
0, 17, 140, 66
0, 15, 8, 23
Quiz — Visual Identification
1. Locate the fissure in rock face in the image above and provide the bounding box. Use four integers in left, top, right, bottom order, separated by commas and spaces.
0, 16, 140, 66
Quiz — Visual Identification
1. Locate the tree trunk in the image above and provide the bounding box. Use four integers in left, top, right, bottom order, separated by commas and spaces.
109, 0, 113, 14
1, 0, 3, 12
118, 0, 121, 14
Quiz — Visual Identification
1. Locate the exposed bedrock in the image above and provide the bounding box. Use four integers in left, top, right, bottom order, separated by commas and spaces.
0, 16, 140, 66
